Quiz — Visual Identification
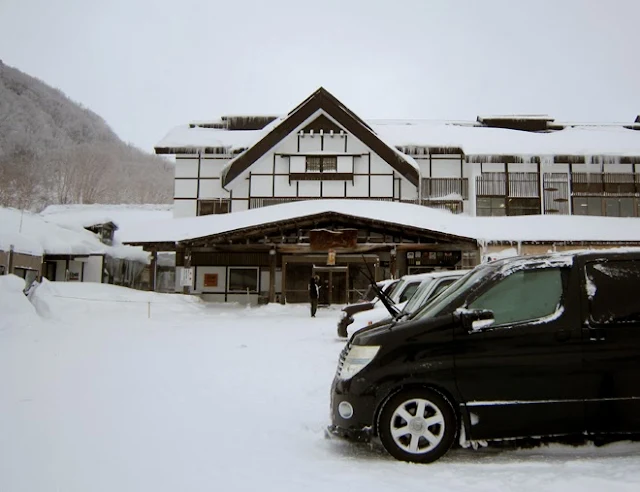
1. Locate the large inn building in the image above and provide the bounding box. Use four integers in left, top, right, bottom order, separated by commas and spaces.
126, 88, 640, 304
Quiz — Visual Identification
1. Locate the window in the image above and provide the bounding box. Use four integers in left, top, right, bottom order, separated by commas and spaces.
468, 269, 563, 326
477, 197, 506, 216
476, 172, 540, 216
198, 199, 230, 216
605, 197, 635, 217
305, 156, 337, 172
431, 278, 457, 299
573, 197, 636, 217
398, 281, 421, 303
573, 196, 603, 216
507, 197, 540, 216
228, 268, 258, 292
586, 260, 640, 325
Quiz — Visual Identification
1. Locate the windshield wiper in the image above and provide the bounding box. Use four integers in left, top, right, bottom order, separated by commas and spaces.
361, 256, 400, 318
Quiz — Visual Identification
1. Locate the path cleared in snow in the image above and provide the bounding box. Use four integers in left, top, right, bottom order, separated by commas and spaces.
1, 279, 640, 492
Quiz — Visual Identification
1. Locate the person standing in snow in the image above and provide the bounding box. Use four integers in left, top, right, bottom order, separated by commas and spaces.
309, 275, 320, 317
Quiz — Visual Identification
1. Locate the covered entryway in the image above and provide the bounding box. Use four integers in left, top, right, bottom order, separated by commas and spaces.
125, 203, 480, 304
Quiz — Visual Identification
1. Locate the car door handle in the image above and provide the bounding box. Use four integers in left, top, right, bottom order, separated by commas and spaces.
555, 329, 571, 342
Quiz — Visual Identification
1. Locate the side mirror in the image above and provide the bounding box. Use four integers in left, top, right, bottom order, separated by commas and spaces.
456, 308, 495, 332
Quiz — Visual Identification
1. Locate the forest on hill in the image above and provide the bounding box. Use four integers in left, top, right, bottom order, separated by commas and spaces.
0, 61, 173, 211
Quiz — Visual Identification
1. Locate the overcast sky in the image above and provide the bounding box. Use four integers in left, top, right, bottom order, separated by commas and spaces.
1, 0, 639, 152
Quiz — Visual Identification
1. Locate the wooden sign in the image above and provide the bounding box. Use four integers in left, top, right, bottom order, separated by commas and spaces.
327, 249, 336, 265
203, 273, 218, 287
309, 229, 358, 250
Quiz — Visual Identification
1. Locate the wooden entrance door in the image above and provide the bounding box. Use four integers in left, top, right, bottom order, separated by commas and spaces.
313, 266, 348, 305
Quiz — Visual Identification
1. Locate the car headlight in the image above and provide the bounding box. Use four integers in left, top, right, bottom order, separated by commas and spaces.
339, 345, 380, 380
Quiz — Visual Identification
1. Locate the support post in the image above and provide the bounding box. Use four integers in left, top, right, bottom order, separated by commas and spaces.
149, 249, 157, 292
396, 250, 407, 277
268, 248, 276, 303
183, 246, 192, 295
280, 257, 287, 304
8, 244, 14, 275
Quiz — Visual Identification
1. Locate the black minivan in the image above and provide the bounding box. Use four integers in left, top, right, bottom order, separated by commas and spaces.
329, 251, 640, 463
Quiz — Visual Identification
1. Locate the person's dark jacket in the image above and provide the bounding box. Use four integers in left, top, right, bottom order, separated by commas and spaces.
309, 277, 319, 299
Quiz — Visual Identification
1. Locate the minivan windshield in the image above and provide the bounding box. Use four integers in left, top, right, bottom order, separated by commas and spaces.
411, 264, 496, 320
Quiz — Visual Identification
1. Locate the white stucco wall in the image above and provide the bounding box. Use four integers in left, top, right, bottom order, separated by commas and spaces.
83, 255, 103, 283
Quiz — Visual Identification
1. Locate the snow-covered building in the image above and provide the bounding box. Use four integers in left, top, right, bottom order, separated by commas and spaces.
157, 87, 640, 219
40, 204, 173, 290
0, 207, 151, 288
137, 88, 640, 304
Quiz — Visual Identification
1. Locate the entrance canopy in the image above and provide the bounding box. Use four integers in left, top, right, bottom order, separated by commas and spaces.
121, 199, 477, 249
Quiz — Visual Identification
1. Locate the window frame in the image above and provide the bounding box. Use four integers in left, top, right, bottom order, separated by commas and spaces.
476, 196, 506, 216
572, 196, 637, 217
227, 267, 259, 293
198, 199, 231, 216
305, 155, 337, 173
466, 267, 566, 330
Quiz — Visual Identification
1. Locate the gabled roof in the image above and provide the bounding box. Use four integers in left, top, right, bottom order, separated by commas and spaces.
220, 87, 420, 187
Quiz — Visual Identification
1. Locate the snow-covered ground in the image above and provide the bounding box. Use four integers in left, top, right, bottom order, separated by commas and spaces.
2, 276, 640, 492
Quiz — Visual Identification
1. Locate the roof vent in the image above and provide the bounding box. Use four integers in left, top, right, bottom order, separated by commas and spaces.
477, 115, 555, 132
221, 115, 279, 131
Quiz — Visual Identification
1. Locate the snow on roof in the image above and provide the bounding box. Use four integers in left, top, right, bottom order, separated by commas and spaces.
157, 116, 286, 153
476, 114, 554, 121
41, 204, 173, 235
118, 199, 640, 246
0, 207, 149, 262
156, 118, 640, 160
371, 121, 640, 157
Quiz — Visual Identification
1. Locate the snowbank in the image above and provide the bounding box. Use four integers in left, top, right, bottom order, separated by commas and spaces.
0, 274, 40, 329
29, 278, 203, 321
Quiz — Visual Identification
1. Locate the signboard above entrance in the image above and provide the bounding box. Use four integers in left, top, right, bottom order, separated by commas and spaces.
309, 229, 357, 251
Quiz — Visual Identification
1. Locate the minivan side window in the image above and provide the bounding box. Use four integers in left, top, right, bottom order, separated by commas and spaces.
431, 278, 457, 299
586, 260, 640, 325
399, 282, 420, 303
468, 269, 563, 326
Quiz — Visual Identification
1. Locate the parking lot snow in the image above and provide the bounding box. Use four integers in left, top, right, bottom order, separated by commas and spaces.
1, 281, 639, 492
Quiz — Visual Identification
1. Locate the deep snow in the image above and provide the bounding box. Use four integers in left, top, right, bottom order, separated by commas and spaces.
1, 277, 640, 492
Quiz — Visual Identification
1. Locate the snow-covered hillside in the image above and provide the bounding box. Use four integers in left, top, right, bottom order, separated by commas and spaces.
1, 277, 639, 492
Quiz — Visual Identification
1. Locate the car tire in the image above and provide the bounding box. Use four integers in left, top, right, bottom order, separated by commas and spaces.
378, 388, 456, 463
337, 317, 351, 338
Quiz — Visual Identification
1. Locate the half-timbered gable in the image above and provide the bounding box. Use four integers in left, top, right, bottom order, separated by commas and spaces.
159, 88, 420, 218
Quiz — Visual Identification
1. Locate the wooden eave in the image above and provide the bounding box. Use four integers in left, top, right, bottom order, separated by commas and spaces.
466, 154, 640, 164
221, 87, 420, 187
177, 211, 476, 248
487, 240, 640, 246
123, 241, 178, 252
